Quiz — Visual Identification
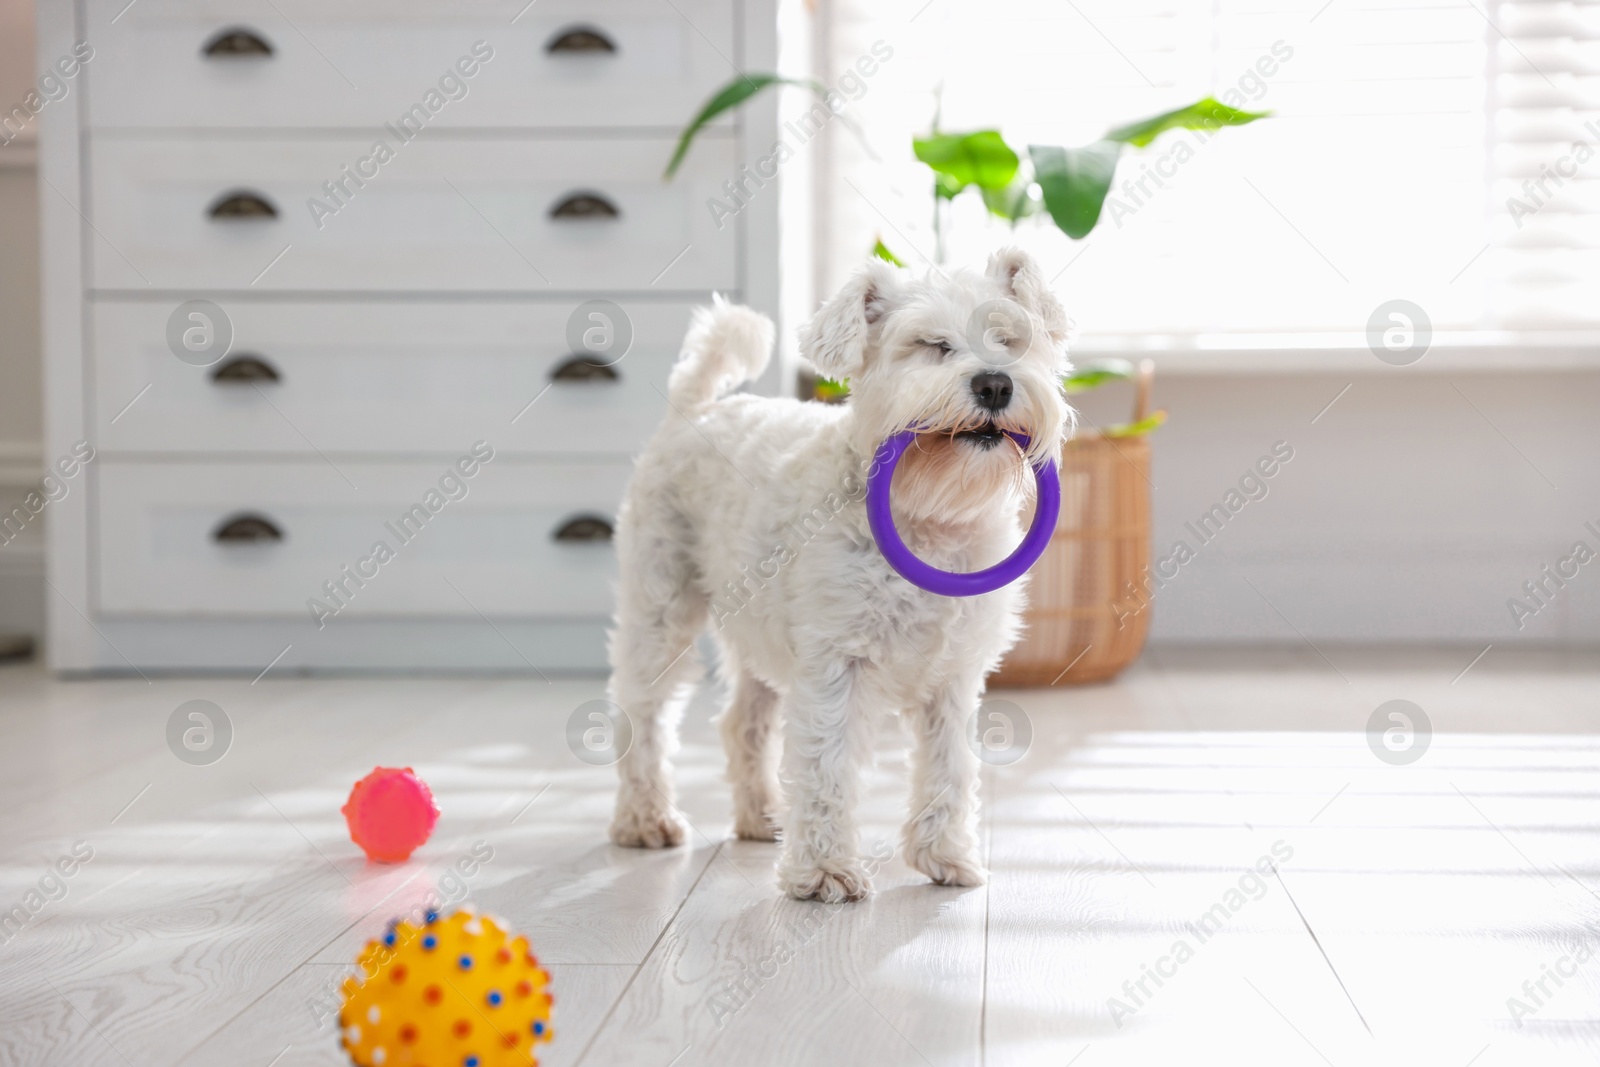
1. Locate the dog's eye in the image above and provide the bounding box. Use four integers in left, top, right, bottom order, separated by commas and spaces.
921, 339, 953, 356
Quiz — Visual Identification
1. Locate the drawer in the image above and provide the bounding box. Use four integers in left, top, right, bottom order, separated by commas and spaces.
96, 461, 627, 617
86, 0, 737, 130
93, 300, 696, 455
88, 137, 740, 292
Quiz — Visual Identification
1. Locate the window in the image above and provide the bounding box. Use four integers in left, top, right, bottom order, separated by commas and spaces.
822, 0, 1600, 351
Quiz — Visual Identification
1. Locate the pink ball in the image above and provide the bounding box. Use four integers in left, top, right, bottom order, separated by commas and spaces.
341, 767, 439, 863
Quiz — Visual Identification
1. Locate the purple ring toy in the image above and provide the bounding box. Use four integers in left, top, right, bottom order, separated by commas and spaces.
866, 429, 1061, 597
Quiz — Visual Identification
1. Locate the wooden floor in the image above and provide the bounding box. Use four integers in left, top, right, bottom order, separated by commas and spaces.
1, 646, 1598, 1066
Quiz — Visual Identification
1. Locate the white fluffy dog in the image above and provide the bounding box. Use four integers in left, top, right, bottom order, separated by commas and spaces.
606, 247, 1073, 903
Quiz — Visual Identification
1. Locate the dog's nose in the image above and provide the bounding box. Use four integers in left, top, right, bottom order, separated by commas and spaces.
970, 371, 1013, 412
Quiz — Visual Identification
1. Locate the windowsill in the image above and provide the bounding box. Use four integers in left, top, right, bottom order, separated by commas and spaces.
1071, 332, 1600, 374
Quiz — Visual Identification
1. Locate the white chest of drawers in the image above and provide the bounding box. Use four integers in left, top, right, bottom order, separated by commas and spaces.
38, 0, 804, 674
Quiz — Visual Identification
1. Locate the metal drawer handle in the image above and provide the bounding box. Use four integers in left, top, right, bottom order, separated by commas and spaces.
553, 515, 614, 543
550, 355, 619, 383
546, 27, 617, 54
209, 191, 278, 220
203, 28, 274, 57
211, 355, 280, 383
213, 513, 283, 543
549, 193, 619, 220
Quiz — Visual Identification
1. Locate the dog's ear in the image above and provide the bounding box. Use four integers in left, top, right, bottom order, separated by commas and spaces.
986, 246, 1069, 346
800, 257, 902, 380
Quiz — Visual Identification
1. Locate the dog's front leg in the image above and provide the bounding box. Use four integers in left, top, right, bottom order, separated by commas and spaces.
903, 677, 988, 887
777, 661, 873, 903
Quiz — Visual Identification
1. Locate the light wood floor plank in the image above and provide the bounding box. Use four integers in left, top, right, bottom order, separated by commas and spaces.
2, 651, 1598, 1065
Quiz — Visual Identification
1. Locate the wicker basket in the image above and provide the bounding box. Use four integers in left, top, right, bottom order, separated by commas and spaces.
990, 360, 1155, 687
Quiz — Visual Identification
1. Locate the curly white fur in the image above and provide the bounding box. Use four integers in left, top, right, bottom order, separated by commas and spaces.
606, 247, 1074, 903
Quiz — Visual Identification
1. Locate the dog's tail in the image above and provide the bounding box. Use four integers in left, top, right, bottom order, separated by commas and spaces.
667, 296, 774, 411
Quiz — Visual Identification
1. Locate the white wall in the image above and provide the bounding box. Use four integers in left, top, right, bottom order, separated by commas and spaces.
1071, 371, 1600, 644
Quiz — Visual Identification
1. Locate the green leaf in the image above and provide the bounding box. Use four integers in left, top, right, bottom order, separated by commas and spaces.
934, 171, 967, 201
872, 240, 906, 267
1062, 359, 1135, 394
1030, 141, 1123, 240
982, 180, 1040, 222
665, 73, 825, 179
1103, 410, 1168, 438
1105, 97, 1270, 148
814, 376, 851, 401
913, 130, 1020, 192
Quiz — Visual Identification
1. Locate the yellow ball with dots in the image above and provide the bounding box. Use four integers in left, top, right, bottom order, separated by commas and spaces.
339, 908, 554, 1067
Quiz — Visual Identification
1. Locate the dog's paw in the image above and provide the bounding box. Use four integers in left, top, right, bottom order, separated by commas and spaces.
907, 843, 987, 888
733, 812, 780, 842
609, 805, 688, 849
779, 859, 872, 903
732, 798, 781, 842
